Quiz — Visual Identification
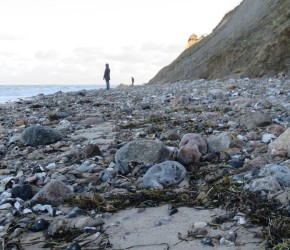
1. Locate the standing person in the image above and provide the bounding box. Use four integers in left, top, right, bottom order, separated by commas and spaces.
131, 77, 134, 86
103, 63, 110, 90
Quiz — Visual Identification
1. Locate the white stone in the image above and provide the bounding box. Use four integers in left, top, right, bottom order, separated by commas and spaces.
262, 133, 275, 143
193, 221, 207, 228
0, 203, 12, 210
237, 135, 248, 141
46, 163, 57, 170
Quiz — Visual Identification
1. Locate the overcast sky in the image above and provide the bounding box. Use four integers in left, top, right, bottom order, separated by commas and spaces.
0, 0, 242, 85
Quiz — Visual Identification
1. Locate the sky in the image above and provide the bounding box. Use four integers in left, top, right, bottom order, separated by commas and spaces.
0, 0, 243, 86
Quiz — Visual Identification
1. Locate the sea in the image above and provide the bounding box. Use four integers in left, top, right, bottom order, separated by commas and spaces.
0, 85, 105, 104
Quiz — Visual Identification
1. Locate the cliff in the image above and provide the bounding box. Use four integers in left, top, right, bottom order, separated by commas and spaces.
149, 0, 290, 84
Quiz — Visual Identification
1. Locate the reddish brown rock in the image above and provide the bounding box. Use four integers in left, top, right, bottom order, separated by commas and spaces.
177, 144, 202, 164
83, 144, 103, 158
30, 180, 74, 206
177, 133, 207, 165
170, 99, 180, 106
266, 124, 285, 136
230, 98, 257, 106
83, 118, 102, 126
246, 131, 258, 140
235, 157, 268, 174
15, 118, 28, 126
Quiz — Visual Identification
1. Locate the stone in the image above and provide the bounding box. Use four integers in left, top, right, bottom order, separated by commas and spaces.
0, 177, 14, 192
228, 161, 244, 169
177, 144, 201, 164
115, 140, 171, 164
160, 130, 180, 140
193, 221, 207, 228
49, 111, 72, 120
140, 103, 151, 110
32, 204, 56, 216
72, 217, 105, 229
22, 125, 64, 146
0, 203, 12, 210
11, 184, 34, 201
75, 162, 95, 173
169, 99, 180, 106
261, 133, 275, 143
82, 118, 102, 126
28, 219, 50, 232
47, 219, 69, 237
230, 98, 257, 106
115, 160, 130, 175
30, 180, 74, 206
258, 164, 290, 187
141, 160, 187, 189
66, 243, 81, 250
100, 168, 116, 182
249, 176, 282, 193
83, 143, 103, 158
207, 133, 231, 153
179, 133, 207, 155
246, 131, 258, 140
65, 207, 90, 218
238, 112, 272, 130
268, 128, 290, 157
266, 124, 285, 136
15, 118, 28, 126
236, 156, 268, 174
48, 217, 104, 237
177, 133, 207, 164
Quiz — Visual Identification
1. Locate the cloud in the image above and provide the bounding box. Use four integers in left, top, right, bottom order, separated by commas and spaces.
35, 50, 60, 60
141, 42, 183, 53
0, 34, 24, 41
0, 51, 15, 57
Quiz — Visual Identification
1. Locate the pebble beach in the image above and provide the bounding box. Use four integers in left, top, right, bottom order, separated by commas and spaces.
0, 76, 290, 249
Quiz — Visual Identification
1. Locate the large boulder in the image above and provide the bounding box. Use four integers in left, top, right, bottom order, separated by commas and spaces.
258, 164, 290, 187
141, 161, 187, 189
177, 133, 207, 165
238, 112, 272, 130
268, 127, 290, 158
249, 176, 282, 193
30, 180, 74, 206
115, 140, 171, 164
207, 132, 231, 153
22, 125, 64, 146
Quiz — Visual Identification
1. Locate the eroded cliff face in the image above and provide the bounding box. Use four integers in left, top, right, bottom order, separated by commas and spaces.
149, 0, 290, 84
185, 34, 204, 49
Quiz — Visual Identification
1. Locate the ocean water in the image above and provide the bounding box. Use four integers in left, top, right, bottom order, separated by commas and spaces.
0, 85, 104, 103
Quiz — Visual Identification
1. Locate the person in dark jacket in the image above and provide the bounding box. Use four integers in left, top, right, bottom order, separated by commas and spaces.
103, 63, 110, 90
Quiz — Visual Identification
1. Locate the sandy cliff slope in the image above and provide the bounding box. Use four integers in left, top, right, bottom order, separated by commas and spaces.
149, 0, 290, 84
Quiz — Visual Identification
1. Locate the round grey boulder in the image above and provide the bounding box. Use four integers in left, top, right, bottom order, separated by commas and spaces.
207, 132, 231, 153
22, 125, 64, 146
141, 160, 187, 189
115, 140, 171, 164
249, 176, 282, 193
258, 164, 290, 187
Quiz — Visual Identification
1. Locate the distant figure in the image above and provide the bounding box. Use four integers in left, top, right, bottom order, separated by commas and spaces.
103, 63, 110, 90
131, 77, 134, 86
